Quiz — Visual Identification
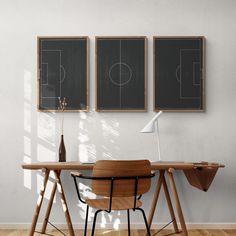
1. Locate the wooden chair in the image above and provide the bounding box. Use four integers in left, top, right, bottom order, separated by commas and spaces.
71, 160, 155, 236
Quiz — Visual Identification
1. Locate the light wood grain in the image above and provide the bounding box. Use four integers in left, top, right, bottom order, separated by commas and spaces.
162, 176, 179, 233
41, 181, 57, 233
21, 161, 225, 236
29, 169, 49, 236
168, 169, 188, 236
53, 170, 75, 236
147, 170, 164, 229
22, 161, 224, 171
92, 160, 152, 197
1, 229, 235, 236
86, 197, 142, 210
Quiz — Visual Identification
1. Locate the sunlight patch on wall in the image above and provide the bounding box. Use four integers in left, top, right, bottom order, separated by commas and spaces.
24, 70, 31, 101
24, 102, 31, 133
37, 112, 56, 145
36, 173, 55, 200
23, 155, 31, 189
101, 145, 115, 160
77, 183, 95, 220
24, 136, 31, 156
101, 120, 119, 137
79, 182, 95, 199
77, 112, 93, 162
79, 143, 97, 163
113, 218, 121, 230
23, 70, 32, 190
36, 174, 43, 195
79, 111, 87, 120
37, 144, 56, 161
100, 211, 107, 228
102, 151, 113, 159
77, 201, 89, 221
78, 133, 89, 143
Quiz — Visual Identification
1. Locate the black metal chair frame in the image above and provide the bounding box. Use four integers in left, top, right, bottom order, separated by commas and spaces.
71, 172, 155, 236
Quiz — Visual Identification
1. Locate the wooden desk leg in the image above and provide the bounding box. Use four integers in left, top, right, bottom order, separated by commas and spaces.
162, 176, 179, 233
147, 170, 165, 230
41, 180, 57, 233
54, 170, 75, 236
29, 169, 50, 236
168, 169, 188, 236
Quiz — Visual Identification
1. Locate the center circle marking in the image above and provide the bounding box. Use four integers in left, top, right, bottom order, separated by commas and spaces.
109, 62, 133, 86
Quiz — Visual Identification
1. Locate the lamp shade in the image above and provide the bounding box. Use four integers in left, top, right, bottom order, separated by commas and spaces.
140, 111, 163, 133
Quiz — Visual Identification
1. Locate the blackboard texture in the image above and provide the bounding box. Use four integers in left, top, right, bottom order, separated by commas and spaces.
96, 37, 146, 111
154, 37, 205, 111
38, 37, 88, 111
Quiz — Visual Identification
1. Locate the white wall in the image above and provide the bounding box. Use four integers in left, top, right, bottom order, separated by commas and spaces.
0, 0, 236, 228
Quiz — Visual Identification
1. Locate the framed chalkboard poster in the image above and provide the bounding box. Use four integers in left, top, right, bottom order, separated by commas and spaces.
154, 36, 205, 111
38, 37, 89, 111
96, 37, 146, 111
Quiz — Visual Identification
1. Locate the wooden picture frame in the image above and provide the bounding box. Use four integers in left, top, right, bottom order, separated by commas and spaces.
154, 36, 205, 112
96, 36, 147, 112
37, 36, 89, 112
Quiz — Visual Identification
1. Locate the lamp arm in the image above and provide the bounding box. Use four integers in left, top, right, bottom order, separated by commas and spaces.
150, 111, 163, 124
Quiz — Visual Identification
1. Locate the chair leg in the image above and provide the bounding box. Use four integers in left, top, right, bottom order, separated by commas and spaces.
84, 205, 89, 236
91, 210, 102, 236
136, 208, 151, 236
127, 209, 131, 236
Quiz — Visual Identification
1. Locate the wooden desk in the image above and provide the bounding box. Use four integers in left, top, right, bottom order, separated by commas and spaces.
22, 161, 224, 236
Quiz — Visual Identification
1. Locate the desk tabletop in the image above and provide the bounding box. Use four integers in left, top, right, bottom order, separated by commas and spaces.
22, 161, 224, 171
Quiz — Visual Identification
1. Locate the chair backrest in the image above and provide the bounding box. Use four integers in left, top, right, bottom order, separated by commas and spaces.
92, 160, 152, 197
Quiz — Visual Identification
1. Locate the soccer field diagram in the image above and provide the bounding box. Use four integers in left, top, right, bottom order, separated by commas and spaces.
96, 37, 146, 111
38, 37, 88, 111
154, 37, 205, 111
40, 49, 64, 100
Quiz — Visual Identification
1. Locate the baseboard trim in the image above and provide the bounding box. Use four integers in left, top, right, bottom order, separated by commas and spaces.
1, 223, 236, 230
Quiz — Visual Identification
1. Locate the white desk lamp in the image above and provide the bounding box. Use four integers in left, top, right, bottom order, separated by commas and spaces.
140, 111, 163, 161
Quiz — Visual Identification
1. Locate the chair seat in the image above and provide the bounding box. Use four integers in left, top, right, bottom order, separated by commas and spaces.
86, 197, 142, 210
